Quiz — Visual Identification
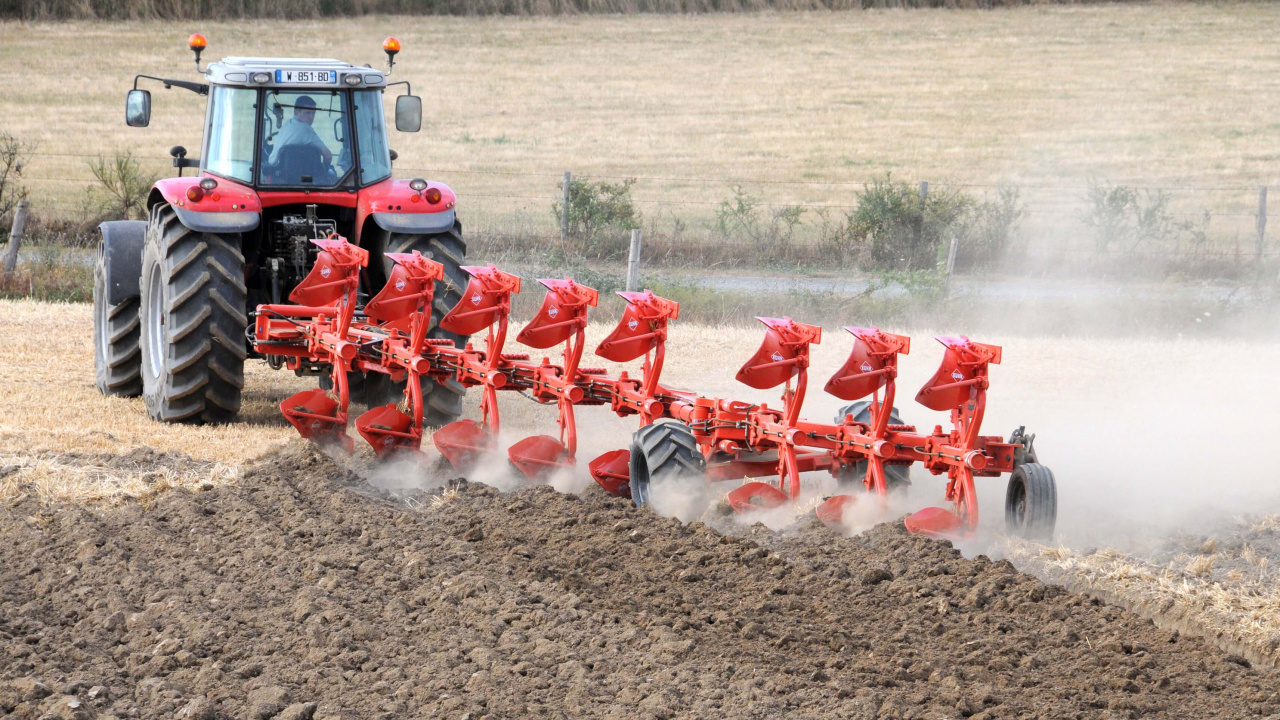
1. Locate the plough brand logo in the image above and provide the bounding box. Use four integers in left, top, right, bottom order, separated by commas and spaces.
952, 370, 964, 381
861, 361, 874, 372
771, 351, 785, 362
320, 266, 331, 278
395, 278, 406, 291
549, 307, 559, 318
471, 292, 481, 305
628, 318, 638, 331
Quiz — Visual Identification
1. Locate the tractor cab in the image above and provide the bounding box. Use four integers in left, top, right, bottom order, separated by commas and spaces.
197, 57, 416, 191
126, 38, 421, 194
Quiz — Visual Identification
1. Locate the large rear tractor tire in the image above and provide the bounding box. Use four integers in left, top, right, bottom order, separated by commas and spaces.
139, 204, 247, 424
628, 420, 706, 507
93, 250, 142, 397
833, 401, 911, 493
1004, 462, 1057, 540
364, 223, 468, 426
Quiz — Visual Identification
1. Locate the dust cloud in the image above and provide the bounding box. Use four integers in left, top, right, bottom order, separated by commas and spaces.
346, 311, 1280, 557
986, 333, 1280, 552
631, 321, 1280, 555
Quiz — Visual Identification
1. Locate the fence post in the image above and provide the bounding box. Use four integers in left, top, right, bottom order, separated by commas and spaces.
917, 181, 929, 257
3, 198, 29, 276
944, 235, 959, 287
626, 229, 642, 292
1257, 186, 1268, 262
561, 171, 571, 242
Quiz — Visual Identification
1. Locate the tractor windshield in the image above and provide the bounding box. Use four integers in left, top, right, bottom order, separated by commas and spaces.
202, 86, 392, 190
259, 90, 353, 188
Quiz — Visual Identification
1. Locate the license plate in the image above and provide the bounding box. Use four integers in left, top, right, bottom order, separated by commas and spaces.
274, 70, 337, 85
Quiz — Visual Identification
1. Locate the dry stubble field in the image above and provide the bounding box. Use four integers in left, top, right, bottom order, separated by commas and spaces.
4, 297, 1280, 673
3, 3, 1280, 239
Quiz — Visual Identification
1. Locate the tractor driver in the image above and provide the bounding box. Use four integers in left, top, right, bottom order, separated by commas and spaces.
269, 95, 334, 169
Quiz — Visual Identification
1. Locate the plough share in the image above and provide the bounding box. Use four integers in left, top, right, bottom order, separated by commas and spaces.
254, 237, 1057, 540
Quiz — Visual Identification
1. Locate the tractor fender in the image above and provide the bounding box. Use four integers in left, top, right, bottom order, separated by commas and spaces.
371, 208, 456, 234
358, 178, 457, 238
98, 220, 148, 306
152, 176, 262, 234
172, 207, 260, 234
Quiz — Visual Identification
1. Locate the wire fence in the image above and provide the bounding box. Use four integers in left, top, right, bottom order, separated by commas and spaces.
9, 150, 1277, 269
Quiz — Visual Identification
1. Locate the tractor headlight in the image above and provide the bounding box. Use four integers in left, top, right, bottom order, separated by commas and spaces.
199, 178, 218, 191
343, 74, 362, 86
252, 72, 271, 84
409, 178, 427, 192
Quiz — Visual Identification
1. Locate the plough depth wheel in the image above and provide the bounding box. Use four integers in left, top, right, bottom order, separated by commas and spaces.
1004, 463, 1057, 540
629, 420, 705, 506
833, 400, 911, 494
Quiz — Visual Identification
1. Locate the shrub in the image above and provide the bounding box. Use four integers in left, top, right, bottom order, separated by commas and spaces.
715, 186, 805, 248
1080, 181, 1186, 255
552, 176, 641, 259
87, 151, 157, 222
0, 132, 33, 233
846, 174, 971, 272
957, 186, 1025, 271
810, 207, 855, 265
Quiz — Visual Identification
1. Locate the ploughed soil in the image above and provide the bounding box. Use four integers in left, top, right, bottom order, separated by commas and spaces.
2, 445, 1278, 720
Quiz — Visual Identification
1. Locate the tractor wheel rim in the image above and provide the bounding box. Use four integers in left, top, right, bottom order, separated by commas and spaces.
94, 273, 107, 366
145, 263, 164, 380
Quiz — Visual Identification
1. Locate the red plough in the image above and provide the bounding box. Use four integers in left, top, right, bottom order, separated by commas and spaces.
254, 236, 1056, 540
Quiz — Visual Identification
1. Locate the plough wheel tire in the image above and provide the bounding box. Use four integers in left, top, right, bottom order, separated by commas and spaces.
139, 204, 247, 424
833, 401, 910, 492
1004, 463, 1057, 540
364, 224, 468, 426
628, 420, 705, 507
93, 252, 141, 397
319, 370, 367, 407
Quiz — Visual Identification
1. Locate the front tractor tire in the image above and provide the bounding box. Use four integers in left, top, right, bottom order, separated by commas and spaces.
364, 224, 469, 426
139, 204, 248, 424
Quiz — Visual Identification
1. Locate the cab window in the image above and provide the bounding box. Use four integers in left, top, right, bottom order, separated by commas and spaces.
260, 90, 352, 188
353, 89, 391, 185
203, 86, 256, 184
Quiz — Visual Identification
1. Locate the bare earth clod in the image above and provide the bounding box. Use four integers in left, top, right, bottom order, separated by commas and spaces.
2, 443, 1277, 719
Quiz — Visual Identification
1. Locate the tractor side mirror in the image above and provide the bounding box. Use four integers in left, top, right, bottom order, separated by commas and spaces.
125, 89, 151, 128
395, 95, 421, 133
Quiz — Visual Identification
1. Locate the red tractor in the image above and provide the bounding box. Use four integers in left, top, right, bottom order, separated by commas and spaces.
94, 35, 467, 425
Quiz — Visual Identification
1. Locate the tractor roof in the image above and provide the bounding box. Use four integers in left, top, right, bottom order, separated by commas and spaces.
206, 57, 387, 89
